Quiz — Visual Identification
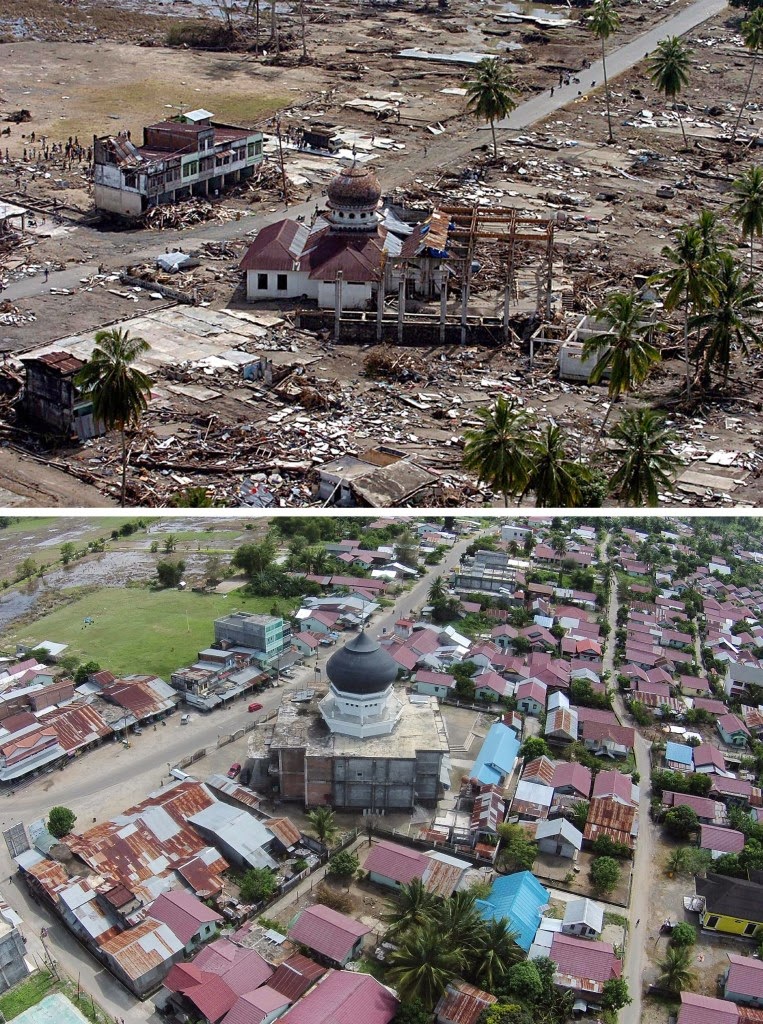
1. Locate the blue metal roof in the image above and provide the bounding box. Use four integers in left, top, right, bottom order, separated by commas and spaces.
665, 741, 693, 767
471, 722, 520, 786
476, 871, 550, 950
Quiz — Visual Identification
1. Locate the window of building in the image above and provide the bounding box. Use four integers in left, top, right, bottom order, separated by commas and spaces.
744, 922, 758, 936
276, 274, 288, 291
247, 143, 255, 157
183, 161, 198, 178
705, 915, 719, 929
254, 140, 262, 155
257, 273, 268, 290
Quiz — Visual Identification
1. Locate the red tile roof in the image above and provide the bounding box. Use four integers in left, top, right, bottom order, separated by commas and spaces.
269, 953, 327, 1002
149, 889, 222, 945
364, 839, 428, 885
549, 933, 621, 984
280, 970, 397, 1024
288, 904, 371, 963
186, 974, 237, 1023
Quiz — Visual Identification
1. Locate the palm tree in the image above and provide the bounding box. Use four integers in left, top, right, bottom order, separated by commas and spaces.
653, 223, 716, 396
466, 58, 516, 158
434, 890, 485, 951
386, 923, 465, 1009
588, 0, 621, 143
664, 847, 689, 876
522, 425, 582, 508
582, 291, 661, 434
384, 878, 439, 937
729, 165, 763, 273
462, 395, 534, 503
75, 328, 152, 506
471, 917, 523, 990
694, 208, 724, 261
690, 250, 762, 387
306, 806, 338, 847
658, 945, 696, 993
734, 9, 763, 141
428, 576, 446, 604
649, 37, 693, 148
608, 408, 680, 507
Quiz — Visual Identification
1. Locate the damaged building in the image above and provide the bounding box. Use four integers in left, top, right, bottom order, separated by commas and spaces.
93, 109, 264, 218
240, 162, 449, 310
19, 351, 101, 439
246, 630, 450, 811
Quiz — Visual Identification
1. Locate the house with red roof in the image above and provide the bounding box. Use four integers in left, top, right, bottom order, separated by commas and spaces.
548, 932, 622, 999
551, 762, 592, 800
717, 713, 751, 748
473, 671, 513, 701
299, 610, 341, 635
288, 905, 371, 968
516, 679, 547, 717
677, 991, 739, 1024
268, 953, 326, 1003
692, 743, 729, 775
292, 632, 321, 658
700, 824, 745, 859
435, 981, 497, 1024
592, 769, 637, 806
138, 889, 222, 953
581, 721, 635, 759
222, 986, 291, 1024
280, 970, 397, 1024
364, 839, 429, 888
412, 670, 455, 699
723, 952, 763, 1007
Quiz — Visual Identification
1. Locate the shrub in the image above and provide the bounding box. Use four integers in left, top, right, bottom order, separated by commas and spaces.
315, 881, 353, 914
590, 856, 620, 895
670, 922, 697, 947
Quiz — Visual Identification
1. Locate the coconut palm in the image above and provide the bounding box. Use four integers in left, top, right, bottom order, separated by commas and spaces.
471, 917, 523, 990
75, 328, 152, 506
466, 58, 517, 158
522, 425, 582, 508
734, 9, 763, 141
608, 408, 680, 507
428, 575, 446, 604
729, 164, 763, 273
386, 922, 466, 1009
587, 0, 621, 143
306, 806, 338, 847
582, 291, 661, 434
690, 250, 763, 387
658, 945, 696, 993
384, 878, 440, 937
434, 890, 485, 951
664, 847, 689, 876
649, 37, 693, 148
653, 223, 717, 396
462, 395, 534, 504
694, 208, 725, 260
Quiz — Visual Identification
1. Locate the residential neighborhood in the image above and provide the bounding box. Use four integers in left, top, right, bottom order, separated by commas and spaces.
5, 516, 763, 1024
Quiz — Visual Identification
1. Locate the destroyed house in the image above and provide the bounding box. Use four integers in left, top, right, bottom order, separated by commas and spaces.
93, 110, 263, 218
20, 351, 101, 439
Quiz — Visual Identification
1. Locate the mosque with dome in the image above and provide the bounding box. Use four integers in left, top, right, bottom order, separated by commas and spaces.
239, 161, 450, 310
245, 628, 450, 812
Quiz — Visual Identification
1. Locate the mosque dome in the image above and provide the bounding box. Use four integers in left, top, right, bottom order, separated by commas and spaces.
326, 630, 398, 696
325, 163, 382, 231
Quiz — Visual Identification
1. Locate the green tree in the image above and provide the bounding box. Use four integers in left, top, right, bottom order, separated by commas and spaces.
601, 977, 631, 1011
163, 534, 177, 554
669, 922, 697, 947
386, 922, 465, 1009
608, 409, 680, 507
232, 536, 278, 577
587, 0, 620, 143
48, 806, 77, 838
590, 855, 620, 894
730, 164, 763, 272
734, 8, 763, 141
496, 823, 537, 874
654, 223, 716, 396
479, 1006, 533, 1024
435, 890, 485, 950
519, 736, 550, 760
658, 945, 696, 993
428, 576, 447, 605
664, 804, 699, 839
505, 960, 543, 1002
582, 291, 660, 435
240, 867, 277, 903
385, 878, 439, 937
73, 661, 100, 685
522, 425, 582, 507
570, 800, 589, 832
15, 556, 37, 581
649, 36, 693, 148
75, 328, 153, 506
155, 559, 186, 588
392, 999, 431, 1024
664, 847, 689, 876
327, 850, 359, 882
463, 396, 533, 503
466, 58, 516, 158
306, 806, 338, 846
60, 542, 76, 566
690, 250, 762, 387
473, 917, 523, 991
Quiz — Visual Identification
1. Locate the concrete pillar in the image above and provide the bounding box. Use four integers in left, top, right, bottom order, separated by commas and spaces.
460, 263, 471, 345
397, 271, 406, 345
439, 267, 448, 345
376, 278, 385, 342
503, 282, 511, 343
334, 271, 343, 342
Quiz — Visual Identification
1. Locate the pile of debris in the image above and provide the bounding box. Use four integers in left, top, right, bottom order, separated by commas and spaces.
363, 346, 424, 382
0, 300, 36, 326
141, 198, 217, 230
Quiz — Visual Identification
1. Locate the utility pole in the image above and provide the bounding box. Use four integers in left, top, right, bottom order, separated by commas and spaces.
275, 118, 289, 208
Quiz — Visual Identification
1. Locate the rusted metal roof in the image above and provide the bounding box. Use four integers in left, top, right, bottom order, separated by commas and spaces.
435, 981, 496, 1024
583, 797, 637, 848
21, 351, 85, 375
267, 816, 301, 850
39, 701, 111, 752
101, 918, 182, 981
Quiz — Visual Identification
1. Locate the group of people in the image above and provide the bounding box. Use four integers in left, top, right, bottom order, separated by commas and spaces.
2, 131, 94, 179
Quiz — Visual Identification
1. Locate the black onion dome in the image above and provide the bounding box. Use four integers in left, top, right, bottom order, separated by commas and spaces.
326, 164, 382, 211
326, 630, 398, 695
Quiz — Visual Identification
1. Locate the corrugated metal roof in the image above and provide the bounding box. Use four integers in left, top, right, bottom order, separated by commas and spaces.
265, 817, 301, 851
101, 918, 182, 981
268, 952, 326, 1001
149, 889, 222, 945
549, 932, 621, 984
583, 797, 637, 848
677, 991, 738, 1024
700, 824, 745, 854
365, 839, 428, 885
288, 905, 370, 963
21, 351, 85, 375
279, 970, 397, 1024
435, 981, 496, 1024
727, 953, 763, 1000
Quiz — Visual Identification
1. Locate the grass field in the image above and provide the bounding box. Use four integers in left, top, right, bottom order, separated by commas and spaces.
0, 971, 55, 1020
6, 587, 293, 680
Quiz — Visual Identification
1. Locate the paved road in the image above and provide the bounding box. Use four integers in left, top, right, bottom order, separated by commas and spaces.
602, 540, 654, 1024
0, 527, 485, 1021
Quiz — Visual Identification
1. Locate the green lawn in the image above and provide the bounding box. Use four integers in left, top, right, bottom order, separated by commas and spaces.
5, 587, 292, 680
0, 971, 55, 1020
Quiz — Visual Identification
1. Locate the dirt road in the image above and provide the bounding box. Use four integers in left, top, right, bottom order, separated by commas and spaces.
0, 449, 117, 507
